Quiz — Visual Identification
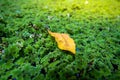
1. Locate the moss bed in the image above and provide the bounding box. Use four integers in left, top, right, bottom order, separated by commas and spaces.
0, 0, 120, 80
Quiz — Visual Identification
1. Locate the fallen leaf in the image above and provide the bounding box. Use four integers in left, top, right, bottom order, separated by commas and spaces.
48, 30, 76, 54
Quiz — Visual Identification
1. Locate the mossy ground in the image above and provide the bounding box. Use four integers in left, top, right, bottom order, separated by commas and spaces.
0, 0, 120, 80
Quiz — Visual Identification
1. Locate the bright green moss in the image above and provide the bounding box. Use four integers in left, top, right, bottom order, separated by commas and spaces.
0, 0, 120, 80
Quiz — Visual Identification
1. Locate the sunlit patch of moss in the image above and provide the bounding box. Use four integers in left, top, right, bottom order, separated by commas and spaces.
0, 0, 120, 80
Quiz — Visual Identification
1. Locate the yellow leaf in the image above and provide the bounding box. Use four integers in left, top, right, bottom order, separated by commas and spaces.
48, 30, 76, 54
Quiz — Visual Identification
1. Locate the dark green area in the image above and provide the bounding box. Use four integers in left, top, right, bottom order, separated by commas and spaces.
0, 0, 120, 80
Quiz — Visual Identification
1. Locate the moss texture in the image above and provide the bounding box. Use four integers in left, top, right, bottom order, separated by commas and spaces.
0, 0, 120, 80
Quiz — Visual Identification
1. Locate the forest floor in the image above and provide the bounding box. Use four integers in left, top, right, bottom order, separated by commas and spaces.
0, 0, 120, 80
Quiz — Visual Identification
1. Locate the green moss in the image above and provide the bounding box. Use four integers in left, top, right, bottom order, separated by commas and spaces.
0, 0, 120, 80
